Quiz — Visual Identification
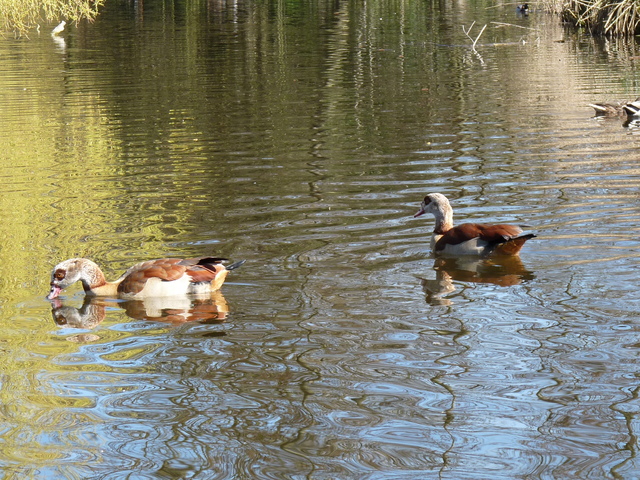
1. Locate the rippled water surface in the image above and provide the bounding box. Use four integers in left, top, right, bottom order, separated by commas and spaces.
2, 0, 640, 478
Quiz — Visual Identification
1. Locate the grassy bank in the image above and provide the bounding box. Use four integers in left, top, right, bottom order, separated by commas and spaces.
543, 0, 640, 35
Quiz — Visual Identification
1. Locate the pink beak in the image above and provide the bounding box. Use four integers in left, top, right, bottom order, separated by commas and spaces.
414, 208, 425, 218
47, 285, 62, 300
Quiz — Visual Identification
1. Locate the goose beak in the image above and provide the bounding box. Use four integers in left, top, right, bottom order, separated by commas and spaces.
47, 285, 62, 300
414, 208, 425, 218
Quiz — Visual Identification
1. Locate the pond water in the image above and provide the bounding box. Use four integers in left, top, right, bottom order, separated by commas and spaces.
2, 0, 640, 478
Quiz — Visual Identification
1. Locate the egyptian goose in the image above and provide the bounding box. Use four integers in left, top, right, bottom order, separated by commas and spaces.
47, 256, 245, 300
414, 193, 536, 257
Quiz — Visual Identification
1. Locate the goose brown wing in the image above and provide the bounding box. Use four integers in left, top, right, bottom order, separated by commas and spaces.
117, 259, 188, 295
437, 223, 522, 245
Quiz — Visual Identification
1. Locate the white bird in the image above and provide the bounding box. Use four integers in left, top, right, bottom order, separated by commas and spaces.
51, 21, 66, 36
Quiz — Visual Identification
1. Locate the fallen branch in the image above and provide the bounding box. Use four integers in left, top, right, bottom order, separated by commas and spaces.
491, 21, 539, 30
462, 22, 487, 50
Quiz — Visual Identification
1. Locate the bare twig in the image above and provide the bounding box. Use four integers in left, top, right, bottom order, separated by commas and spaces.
462, 23, 487, 49
491, 21, 539, 30
461, 22, 487, 65
462, 21, 476, 40
485, 2, 531, 8
474, 24, 487, 48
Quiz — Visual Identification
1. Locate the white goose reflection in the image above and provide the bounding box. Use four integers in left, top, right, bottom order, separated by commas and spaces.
50, 290, 230, 329
421, 255, 535, 305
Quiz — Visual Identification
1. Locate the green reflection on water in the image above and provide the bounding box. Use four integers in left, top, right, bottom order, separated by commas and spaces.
0, 1, 639, 478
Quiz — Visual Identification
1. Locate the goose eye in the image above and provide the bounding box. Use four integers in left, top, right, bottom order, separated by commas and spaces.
54, 270, 66, 280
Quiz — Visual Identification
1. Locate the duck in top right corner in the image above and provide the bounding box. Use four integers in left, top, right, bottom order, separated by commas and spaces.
589, 97, 640, 117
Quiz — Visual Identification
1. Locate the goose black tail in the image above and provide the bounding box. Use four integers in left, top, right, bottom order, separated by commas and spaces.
226, 260, 247, 271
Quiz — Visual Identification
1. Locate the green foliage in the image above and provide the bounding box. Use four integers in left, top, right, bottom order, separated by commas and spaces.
543, 0, 640, 35
0, 0, 104, 36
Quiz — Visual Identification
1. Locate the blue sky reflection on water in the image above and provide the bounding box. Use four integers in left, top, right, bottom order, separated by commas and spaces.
1, 0, 640, 478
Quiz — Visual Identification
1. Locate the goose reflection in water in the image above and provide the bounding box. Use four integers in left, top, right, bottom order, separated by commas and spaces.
421, 255, 535, 305
50, 290, 230, 331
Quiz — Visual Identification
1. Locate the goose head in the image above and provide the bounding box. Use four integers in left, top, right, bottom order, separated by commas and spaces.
47, 258, 103, 300
414, 193, 452, 218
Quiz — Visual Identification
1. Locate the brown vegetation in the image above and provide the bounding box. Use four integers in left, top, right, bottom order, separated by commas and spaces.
543, 0, 640, 35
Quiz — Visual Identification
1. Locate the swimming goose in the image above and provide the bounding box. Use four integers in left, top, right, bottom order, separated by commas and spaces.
47, 256, 245, 300
414, 193, 536, 256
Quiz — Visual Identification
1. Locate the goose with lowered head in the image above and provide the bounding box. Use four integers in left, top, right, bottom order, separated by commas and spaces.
47, 256, 245, 300
414, 193, 536, 257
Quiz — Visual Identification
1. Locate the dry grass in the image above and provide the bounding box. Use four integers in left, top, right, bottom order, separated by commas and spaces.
0, 0, 104, 36
542, 0, 640, 35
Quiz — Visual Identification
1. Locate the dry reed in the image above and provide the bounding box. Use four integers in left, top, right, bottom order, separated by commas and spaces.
542, 0, 640, 35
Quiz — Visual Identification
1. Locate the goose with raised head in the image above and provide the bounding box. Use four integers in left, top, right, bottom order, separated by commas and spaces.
414, 193, 536, 257
47, 256, 245, 300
